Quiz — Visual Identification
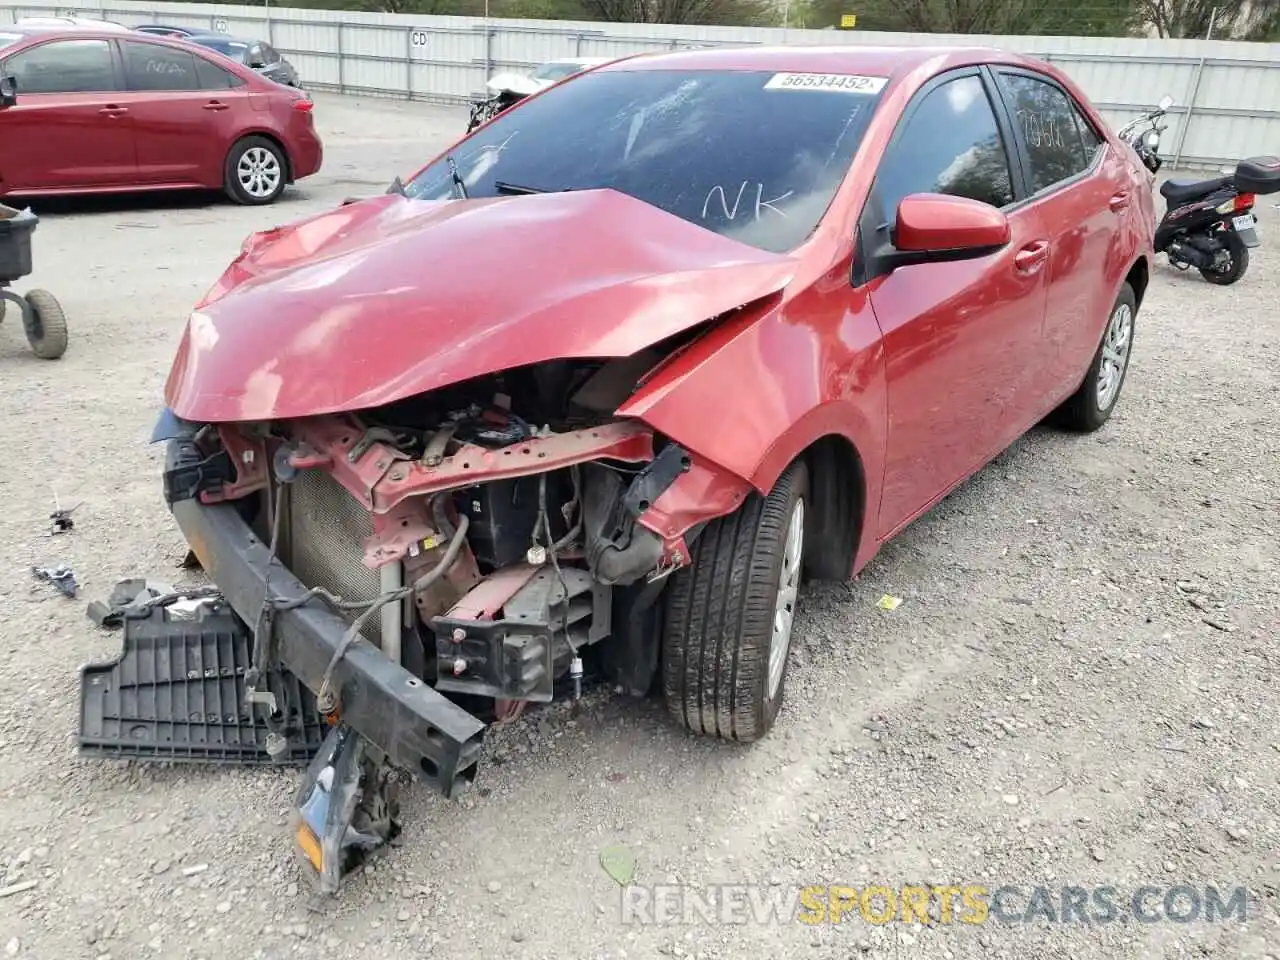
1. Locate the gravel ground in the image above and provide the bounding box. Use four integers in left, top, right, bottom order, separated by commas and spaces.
0, 93, 1277, 960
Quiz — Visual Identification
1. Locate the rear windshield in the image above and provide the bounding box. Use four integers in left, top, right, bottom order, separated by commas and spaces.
0, 33, 20, 50
404, 68, 886, 254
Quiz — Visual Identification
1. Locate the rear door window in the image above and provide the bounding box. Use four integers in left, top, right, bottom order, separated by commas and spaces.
2, 38, 118, 93
874, 73, 1015, 220
123, 41, 200, 92
193, 53, 242, 89
998, 72, 1098, 194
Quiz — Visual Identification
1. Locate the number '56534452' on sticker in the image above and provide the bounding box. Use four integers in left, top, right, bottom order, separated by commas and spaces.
763, 73, 888, 93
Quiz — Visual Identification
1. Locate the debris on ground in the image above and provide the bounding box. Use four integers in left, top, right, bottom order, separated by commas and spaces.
0, 879, 38, 899
599, 844, 636, 885
32, 564, 77, 598
876, 594, 903, 611
45, 485, 82, 535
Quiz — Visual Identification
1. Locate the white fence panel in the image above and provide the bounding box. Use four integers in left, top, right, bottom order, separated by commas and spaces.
2, 0, 1277, 167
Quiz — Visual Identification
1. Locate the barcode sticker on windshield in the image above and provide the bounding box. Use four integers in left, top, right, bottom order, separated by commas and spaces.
764, 73, 887, 94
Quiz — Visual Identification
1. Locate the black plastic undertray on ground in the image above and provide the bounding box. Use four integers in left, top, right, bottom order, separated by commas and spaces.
78, 600, 328, 765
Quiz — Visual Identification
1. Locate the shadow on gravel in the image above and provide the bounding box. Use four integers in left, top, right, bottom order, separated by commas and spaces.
8, 188, 317, 219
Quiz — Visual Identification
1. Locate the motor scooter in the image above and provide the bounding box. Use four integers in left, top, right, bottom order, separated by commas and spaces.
1120, 95, 1280, 285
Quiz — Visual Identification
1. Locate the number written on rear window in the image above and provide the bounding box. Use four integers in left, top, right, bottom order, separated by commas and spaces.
1000, 73, 1099, 194
2, 38, 117, 93
124, 42, 200, 92
875, 74, 1015, 220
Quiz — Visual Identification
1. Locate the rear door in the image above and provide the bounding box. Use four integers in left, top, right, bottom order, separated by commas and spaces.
858, 68, 1052, 537
117, 38, 246, 187
990, 68, 1125, 411
0, 37, 137, 192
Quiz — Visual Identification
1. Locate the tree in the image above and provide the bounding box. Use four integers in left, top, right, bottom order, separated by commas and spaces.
1134, 0, 1280, 37
806, 0, 1139, 35
582, 0, 773, 25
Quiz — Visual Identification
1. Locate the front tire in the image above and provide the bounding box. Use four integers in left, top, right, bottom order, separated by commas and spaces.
1052, 281, 1136, 432
1200, 231, 1249, 285
224, 136, 287, 205
661, 460, 809, 743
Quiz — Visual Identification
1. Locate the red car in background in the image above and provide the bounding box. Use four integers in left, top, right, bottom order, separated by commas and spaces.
0, 26, 321, 204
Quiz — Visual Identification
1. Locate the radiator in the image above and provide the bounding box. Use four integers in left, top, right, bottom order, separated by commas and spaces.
282, 469, 384, 647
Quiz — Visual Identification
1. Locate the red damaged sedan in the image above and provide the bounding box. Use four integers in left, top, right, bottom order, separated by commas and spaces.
0, 26, 321, 204
144, 45, 1154, 890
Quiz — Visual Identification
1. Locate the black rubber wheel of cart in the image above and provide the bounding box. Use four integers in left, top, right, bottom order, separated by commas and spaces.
23, 289, 68, 360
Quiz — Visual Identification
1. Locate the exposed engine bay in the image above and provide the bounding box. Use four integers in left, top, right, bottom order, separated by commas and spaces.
145, 348, 751, 892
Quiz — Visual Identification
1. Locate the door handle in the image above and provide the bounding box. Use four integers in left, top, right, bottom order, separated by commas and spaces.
203, 101, 230, 111
1109, 192, 1130, 212
98, 105, 128, 116
1014, 240, 1049, 273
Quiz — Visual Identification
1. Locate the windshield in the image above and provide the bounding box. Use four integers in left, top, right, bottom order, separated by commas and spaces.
0, 33, 19, 50
403, 68, 886, 254
530, 61, 586, 83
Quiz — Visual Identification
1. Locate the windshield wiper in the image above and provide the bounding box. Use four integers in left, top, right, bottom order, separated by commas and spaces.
493, 180, 549, 195
446, 154, 468, 200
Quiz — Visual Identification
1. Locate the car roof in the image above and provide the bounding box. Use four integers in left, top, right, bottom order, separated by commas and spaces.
0, 27, 274, 74
15, 16, 131, 31
4, 26, 221, 44
596, 44, 1039, 79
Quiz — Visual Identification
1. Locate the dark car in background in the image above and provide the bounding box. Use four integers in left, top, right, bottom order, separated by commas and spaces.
134, 24, 207, 38
185, 33, 301, 88
0, 27, 321, 204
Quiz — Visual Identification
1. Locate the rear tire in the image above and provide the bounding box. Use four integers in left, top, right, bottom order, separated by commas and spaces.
1051, 282, 1136, 432
1199, 231, 1249, 285
661, 460, 809, 743
23, 289, 68, 360
224, 136, 288, 206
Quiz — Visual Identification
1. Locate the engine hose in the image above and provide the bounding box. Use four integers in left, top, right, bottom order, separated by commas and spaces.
315, 514, 470, 713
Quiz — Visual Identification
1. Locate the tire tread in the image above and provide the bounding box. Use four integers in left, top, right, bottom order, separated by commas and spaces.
662, 461, 807, 742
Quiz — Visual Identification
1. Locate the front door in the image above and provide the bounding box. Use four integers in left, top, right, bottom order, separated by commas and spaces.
857, 69, 1052, 538
0, 37, 137, 193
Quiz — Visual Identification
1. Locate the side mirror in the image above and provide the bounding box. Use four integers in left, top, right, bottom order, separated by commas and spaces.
1158, 94, 1174, 111
0, 74, 17, 108
885, 193, 1010, 270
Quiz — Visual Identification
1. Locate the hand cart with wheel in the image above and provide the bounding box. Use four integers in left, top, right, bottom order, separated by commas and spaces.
0, 203, 68, 360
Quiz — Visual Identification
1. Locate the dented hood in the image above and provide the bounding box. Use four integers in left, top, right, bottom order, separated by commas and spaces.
164, 189, 796, 423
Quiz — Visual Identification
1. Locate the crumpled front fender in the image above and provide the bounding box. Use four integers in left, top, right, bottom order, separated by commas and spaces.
624, 280, 888, 570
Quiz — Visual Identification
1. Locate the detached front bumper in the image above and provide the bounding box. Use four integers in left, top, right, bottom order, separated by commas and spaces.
167, 443, 485, 797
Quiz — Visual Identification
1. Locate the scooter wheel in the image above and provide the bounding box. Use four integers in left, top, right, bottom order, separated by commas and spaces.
23, 289, 68, 360
1200, 235, 1249, 285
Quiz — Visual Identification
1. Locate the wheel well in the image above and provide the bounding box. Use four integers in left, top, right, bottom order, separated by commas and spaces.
232, 131, 293, 182
802, 434, 865, 581
1125, 256, 1150, 310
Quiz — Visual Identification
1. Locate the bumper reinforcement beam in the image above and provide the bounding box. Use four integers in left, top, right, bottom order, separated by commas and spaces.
169, 491, 486, 798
